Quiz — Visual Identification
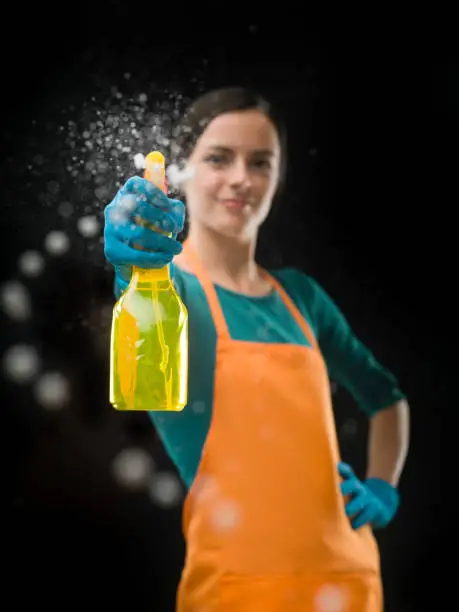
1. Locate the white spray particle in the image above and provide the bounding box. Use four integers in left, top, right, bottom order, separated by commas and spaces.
0, 281, 32, 321
57, 202, 73, 218
34, 372, 70, 410
133, 153, 145, 170
193, 475, 220, 505
314, 584, 347, 612
149, 472, 183, 507
192, 400, 206, 414
111, 448, 155, 489
94, 185, 110, 201
167, 163, 195, 189
18, 251, 45, 277
2, 344, 41, 383
44, 231, 70, 256
211, 499, 240, 532
124, 292, 166, 332
77, 215, 100, 237
117, 193, 138, 214
257, 324, 271, 341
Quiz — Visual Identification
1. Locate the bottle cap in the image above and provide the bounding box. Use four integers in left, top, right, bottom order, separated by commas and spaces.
144, 150, 168, 193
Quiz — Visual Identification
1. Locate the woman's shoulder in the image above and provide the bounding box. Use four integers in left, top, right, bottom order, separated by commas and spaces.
268, 266, 331, 311
269, 266, 317, 292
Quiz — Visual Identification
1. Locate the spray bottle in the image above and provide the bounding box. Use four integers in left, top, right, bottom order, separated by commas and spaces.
109, 151, 188, 411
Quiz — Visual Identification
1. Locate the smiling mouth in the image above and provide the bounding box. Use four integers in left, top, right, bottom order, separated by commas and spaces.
220, 199, 248, 211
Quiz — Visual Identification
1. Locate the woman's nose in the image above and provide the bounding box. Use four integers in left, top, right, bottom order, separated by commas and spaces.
228, 159, 251, 188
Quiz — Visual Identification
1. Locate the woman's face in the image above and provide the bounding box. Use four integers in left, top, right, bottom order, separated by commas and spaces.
183, 109, 281, 240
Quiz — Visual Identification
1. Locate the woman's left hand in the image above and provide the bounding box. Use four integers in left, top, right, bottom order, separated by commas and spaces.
338, 462, 400, 530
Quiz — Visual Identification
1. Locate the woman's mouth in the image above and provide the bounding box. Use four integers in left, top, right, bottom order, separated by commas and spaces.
220, 198, 247, 211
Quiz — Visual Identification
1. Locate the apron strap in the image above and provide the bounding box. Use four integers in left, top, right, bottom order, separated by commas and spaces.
182, 240, 231, 340
260, 269, 319, 350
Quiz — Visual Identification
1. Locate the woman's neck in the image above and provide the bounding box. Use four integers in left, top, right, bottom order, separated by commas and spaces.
184, 224, 270, 296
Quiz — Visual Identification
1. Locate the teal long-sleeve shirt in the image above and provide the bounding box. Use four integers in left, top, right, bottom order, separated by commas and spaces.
114, 265, 406, 489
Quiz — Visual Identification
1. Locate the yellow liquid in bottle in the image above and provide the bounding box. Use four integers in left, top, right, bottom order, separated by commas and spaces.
110, 266, 188, 411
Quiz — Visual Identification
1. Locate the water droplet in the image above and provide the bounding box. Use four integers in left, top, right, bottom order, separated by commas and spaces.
149, 472, 183, 507
44, 231, 70, 256
314, 584, 347, 612
2, 344, 40, 383
111, 447, 155, 489
77, 215, 100, 237
0, 281, 32, 320
192, 400, 206, 414
34, 371, 70, 410
18, 250, 45, 277
211, 499, 240, 532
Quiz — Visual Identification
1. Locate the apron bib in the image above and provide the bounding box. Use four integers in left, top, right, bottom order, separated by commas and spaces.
176, 240, 382, 611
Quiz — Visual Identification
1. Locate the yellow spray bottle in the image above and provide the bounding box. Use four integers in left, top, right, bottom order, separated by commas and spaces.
109, 151, 188, 411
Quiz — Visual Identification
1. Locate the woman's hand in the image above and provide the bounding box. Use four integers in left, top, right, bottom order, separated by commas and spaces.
104, 176, 185, 284
338, 461, 400, 530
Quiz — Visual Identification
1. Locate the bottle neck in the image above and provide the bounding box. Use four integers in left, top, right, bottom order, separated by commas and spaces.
130, 265, 172, 287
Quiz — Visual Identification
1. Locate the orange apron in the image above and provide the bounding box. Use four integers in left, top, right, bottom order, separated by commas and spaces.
176, 240, 383, 611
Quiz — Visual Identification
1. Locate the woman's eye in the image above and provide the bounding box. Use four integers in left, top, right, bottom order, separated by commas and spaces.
252, 159, 271, 169
205, 154, 226, 165
204, 155, 271, 170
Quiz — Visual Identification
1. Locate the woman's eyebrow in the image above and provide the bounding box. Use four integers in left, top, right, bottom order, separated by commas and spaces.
204, 145, 274, 156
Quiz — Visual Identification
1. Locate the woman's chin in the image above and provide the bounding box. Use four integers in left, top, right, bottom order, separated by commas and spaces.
215, 219, 254, 240
199, 210, 260, 241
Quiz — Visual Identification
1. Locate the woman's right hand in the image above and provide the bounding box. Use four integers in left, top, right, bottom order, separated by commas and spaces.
104, 176, 185, 284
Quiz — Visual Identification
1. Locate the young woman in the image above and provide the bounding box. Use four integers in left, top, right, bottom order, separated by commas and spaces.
104, 86, 410, 611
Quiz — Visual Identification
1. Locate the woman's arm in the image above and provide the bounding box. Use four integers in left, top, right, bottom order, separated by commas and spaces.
304, 276, 408, 418
338, 399, 409, 529
306, 276, 410, 489
297, 273, 410, 482
366, 398, 410, 486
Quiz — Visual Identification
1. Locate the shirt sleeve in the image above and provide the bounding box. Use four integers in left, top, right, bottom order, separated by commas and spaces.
301, 273, 406, 416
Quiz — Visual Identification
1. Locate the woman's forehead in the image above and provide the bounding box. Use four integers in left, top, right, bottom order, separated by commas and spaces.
196, 110, 279, 152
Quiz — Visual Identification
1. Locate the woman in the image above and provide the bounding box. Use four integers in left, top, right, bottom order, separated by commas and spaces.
104, 86, 410, 611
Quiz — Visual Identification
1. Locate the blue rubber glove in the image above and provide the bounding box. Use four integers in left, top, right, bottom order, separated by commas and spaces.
104, 176, 185, 293
338, 461, 400, 530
